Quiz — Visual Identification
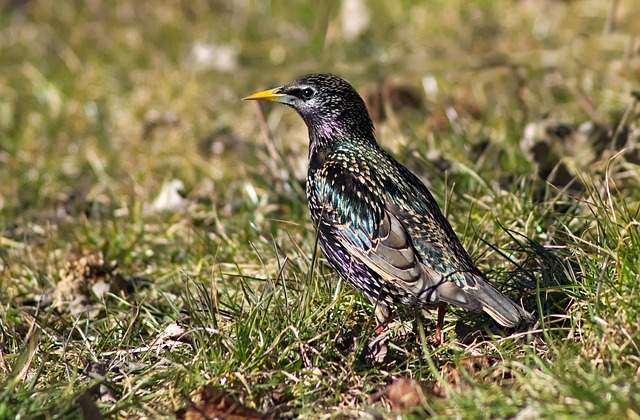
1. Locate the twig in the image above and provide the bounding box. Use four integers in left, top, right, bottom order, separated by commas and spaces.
609, 92, 639, 151
557, 70, 605, 123
251, 101, 283, 183
603, 0, 619, 36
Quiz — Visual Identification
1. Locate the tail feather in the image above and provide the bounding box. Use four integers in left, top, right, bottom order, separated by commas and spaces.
478, 284, 534, 327
437, 273, 535, 327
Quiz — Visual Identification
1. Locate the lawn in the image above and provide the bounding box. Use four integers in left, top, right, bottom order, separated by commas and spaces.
1, 0, 639, 418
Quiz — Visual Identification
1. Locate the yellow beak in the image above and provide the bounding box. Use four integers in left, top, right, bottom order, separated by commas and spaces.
242, 87, 285, 102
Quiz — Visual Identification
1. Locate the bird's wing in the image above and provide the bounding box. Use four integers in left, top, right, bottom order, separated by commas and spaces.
314, 164, 440, 303
386, 183, 535, 326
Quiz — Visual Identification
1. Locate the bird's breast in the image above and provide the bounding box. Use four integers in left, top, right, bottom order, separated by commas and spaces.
309, 145, 332, 171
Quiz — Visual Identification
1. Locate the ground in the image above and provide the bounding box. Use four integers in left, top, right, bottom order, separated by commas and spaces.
1, 0, 639, 418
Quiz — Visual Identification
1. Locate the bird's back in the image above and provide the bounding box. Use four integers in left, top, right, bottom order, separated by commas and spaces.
327, 142, 477, 281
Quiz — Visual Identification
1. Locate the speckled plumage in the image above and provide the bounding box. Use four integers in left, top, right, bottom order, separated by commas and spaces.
245, 73, 534, 332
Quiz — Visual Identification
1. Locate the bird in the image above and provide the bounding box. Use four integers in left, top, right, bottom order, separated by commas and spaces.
244, 74, 534, 357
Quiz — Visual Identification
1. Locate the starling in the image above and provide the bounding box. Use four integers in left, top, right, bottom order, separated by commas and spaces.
244, 74, 534, 352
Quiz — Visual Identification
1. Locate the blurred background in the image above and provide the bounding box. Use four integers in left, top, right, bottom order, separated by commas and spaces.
1, 0, 638, 219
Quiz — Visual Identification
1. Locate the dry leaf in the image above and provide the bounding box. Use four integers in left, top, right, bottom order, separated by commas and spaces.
176, 386, 272, 420
381, 377, 428, 414
147, 179, 188, 213
432, 356, 493, 398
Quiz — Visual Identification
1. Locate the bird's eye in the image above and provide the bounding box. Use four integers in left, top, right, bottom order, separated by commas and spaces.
300, 87, 315, 99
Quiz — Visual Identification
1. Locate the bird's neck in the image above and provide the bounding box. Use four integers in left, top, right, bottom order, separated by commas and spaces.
307, 117, 376, 157
308, 123, 340, 155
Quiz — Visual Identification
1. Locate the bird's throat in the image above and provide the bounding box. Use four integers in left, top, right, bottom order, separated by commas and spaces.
308, 125, 339, 158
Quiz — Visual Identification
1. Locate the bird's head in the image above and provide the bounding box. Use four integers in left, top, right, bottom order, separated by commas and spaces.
244, 74, 375, 144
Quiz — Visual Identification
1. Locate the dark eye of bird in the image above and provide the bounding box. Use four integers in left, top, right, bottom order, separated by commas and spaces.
300, 87, 315, 100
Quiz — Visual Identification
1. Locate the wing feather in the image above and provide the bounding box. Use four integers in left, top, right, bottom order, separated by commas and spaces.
315, 163, 440, 303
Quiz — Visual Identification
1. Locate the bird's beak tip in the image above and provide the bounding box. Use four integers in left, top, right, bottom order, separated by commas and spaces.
242, 87, 284, 102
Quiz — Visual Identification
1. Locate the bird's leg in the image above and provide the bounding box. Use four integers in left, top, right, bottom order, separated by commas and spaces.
366, 301, 391, 363
430, 302, 448, 346
373, 302, 391, 334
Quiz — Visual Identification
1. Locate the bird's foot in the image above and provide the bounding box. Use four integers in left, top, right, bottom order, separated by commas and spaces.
428, 326, 444, 346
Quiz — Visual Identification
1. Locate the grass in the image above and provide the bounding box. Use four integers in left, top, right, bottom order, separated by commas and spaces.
1, 0, 639, 418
